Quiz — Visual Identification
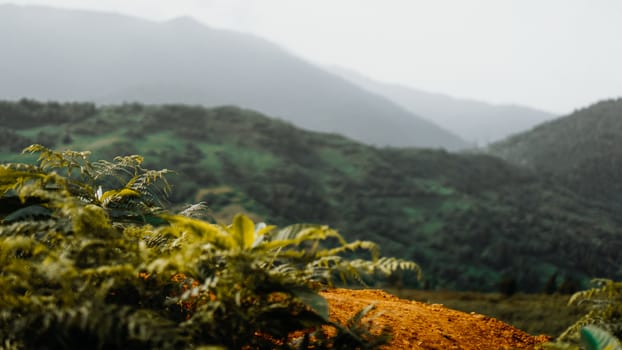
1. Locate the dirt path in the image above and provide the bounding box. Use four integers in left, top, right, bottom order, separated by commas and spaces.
321, 289, 551, 349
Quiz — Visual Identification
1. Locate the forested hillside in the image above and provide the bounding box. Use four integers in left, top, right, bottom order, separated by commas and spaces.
489, 98, 622, 209
2, 99, 621, 292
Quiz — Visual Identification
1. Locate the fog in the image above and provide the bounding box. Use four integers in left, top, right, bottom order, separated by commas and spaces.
4, 0, 622, 114
0, 4, 472, 149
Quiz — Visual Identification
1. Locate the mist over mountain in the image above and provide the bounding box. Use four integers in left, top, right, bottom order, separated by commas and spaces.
489, 98, 622, 208
0, 4, 468, 150
329, 66, 556, 145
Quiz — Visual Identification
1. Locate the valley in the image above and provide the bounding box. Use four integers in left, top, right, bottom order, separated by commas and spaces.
2, 99, 621, 293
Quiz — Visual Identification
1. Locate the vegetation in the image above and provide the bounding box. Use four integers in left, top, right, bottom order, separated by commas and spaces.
545, 325, 622, 350
489, 98, 622, 210
538, 279, 622, 349
389, 289, 588, 337
393, 281, 622, 348
2, 99, 621, 293
0, 145, 420, 349
481, 99, 622, 347
578, 326, 622, 350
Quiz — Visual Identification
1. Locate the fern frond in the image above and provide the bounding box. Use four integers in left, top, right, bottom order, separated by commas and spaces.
319, 240, 380, 261
1, 146, 410, 349
179, 202, 211, 219
0, 164, 44, 194
581, 325, 622, 350
9, 303, 186, 350
128, 169, 172, 203
159, 214, 236, 249
24, 144, 94, 179
559, 279, 622, 343
371, 257, 423, 279
261, 224, 344, 251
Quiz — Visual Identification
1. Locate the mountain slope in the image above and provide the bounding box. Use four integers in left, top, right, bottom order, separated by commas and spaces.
0, 4, 467, 150
489, 98, 622, 207
2, 99, 621, 292
329, 66, 556, 145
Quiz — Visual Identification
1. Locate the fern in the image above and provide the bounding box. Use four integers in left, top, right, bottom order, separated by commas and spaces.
545, 280, 622, 349
0, 145, 421, 349
556, 280, 622, 343
581, 325, 622, 350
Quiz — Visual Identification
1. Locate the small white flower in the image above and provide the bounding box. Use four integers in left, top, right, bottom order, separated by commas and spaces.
255, 222, 266, 233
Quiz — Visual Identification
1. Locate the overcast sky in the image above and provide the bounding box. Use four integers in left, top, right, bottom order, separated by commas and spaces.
5, 0, 622, 114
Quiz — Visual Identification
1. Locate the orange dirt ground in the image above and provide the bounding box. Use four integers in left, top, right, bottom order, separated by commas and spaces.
320, 289, 552, 350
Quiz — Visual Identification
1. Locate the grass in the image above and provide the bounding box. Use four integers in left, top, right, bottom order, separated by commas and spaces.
419, 179, 455, 196
387, 289, 588, 337
318, 147, 363, 179
135, 131, 185, 152
222, 144, 281, 173
15, 125, 64, 137
196, 143, 226, 173
421, 220, 444, 235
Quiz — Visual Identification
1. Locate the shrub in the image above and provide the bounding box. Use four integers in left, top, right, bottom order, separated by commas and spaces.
545, 279, 622, 349
0, 145, 420, 349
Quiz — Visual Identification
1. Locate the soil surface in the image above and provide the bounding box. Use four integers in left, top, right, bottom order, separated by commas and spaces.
320, 289, 552, 350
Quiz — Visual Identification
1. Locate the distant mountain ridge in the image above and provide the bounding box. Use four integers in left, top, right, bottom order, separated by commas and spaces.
0, 4, 468, 150
329, 66, 556, 145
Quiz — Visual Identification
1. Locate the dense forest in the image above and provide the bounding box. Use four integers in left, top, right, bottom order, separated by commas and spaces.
490, 98, 622, 209
2, 99, 621, 293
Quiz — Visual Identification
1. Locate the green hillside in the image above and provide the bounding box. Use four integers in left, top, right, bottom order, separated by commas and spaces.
489, 98, 622, 209
2, 99, 621, 292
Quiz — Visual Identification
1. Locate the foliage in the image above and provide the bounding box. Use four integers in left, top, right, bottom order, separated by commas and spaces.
0, 145, 420, 349
543, 326, 622, 350
555, 280, 622, 343
0, 98, 95, 129
580, 326, 622, 350
542, 280, 622, 349
391, 289, 588, 337
489, 98, 622, 209
1, 100, 621, 292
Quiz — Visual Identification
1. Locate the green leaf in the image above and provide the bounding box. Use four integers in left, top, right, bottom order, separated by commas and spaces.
231, 214, 255, 249
581, 325, 622, 350
100, 188, 140, 205
291, 287, 329, 320
3, 205, 51, 223
343, 302, 378, 335
254, 222, 276, 238
160, 214, 236, 249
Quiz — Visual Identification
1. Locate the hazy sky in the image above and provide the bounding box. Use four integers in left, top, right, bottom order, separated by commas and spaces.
5, 0, 622, 114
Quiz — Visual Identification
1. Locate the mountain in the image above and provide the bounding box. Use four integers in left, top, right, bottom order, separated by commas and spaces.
489, 98, 622, 208
0, 4, 468, 150
329, 66, 556, 145
2, 99, 621, 292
